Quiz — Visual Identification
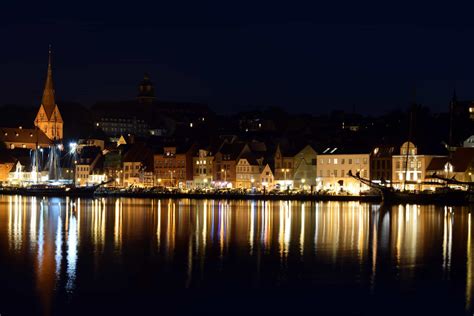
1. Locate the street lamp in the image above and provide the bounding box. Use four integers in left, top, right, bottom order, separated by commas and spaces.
221, 168, 227, 183
282, 168, 290, 190
169, 170, 175, 187
69, 142, 77, 154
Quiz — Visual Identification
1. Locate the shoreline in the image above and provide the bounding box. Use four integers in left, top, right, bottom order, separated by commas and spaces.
0, 187, 381, 202
94, 190, 383, 202
0, 188, 471, 205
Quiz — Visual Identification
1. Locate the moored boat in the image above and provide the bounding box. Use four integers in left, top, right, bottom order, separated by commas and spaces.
349, 170, 473, 205
0, 183, 100, 198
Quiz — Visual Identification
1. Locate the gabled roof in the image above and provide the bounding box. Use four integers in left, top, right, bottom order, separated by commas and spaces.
318, 144, 371, 155
218, 142, 248, 160
0, 127, 51, 146
123, 143, 153, 169
426, 157, 448, 171
427, 147, 474, 172
239, 152, 259, 166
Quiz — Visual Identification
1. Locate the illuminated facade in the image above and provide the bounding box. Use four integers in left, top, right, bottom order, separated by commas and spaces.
317, 148, 371, 194
123, 144, 154, 187
193, 149, 214, 187
154, 144, 195, 188
391, 142, 445, 190
274, 144, 317, 189
236, 155, 261, 189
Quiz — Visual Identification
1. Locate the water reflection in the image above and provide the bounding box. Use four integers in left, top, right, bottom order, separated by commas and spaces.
0, 196, 473, 314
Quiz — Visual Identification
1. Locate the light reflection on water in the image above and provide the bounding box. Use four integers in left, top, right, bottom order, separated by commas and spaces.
0, 195, 473, 314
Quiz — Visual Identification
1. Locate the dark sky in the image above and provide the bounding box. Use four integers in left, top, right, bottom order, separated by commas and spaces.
2, 1, 474, 114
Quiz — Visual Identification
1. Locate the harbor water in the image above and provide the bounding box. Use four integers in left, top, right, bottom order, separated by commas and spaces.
0, 195, 472, 315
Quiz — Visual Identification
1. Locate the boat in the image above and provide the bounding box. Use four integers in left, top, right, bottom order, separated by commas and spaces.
0, 184, 96, 198
348, 170, 473, 205
0, 180, 114, 198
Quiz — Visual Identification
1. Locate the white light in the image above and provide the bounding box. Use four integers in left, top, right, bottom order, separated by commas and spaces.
69, 142, 77, 154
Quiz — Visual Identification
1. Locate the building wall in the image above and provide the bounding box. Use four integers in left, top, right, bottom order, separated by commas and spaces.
274, 150, 295, 180
391, 155, 441, 190
293, 146, 317, 187
370, 156, 392, 181
193, 153, 214, 186
213, 153, 237, 187
35, 106, 63, 140
317, 153, 370, 193
123, 161, 142, 187
75, 165, 90, 186
154, 153, 186, 187
0, 163, 14, 182
259, 165, 275, 189
235, 159, 260, 188
97, 117, 148, 136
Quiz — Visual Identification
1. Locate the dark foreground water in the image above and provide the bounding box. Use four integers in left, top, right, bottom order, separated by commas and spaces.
0, 195, 473, 315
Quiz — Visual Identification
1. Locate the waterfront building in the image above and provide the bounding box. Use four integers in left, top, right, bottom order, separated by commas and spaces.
193, 148, 215, 187
274, 144, 317, 190
273, 144, 296, 188
213, 142, 250, 188
426, 147, 474, 184
236, 153, 262, 189
154, 143, 196, 188
103, 146, 128, 187
0, 151, 16, 183
292, 145, 317, 189
34, 48, 63, 141
123, 143, 154, 187
7, 148, 48, 184
391, 141, 446, 190
370, 145, 395, 183
317, 147, 371, 194
75, 146, 104, 186
259, 163, 275, 190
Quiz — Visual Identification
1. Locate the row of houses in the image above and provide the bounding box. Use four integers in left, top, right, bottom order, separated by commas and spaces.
69, 135, 474, 193
0, 134, 473, 194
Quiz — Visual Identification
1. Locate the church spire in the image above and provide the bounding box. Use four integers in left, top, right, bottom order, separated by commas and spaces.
41, 45, 56, 118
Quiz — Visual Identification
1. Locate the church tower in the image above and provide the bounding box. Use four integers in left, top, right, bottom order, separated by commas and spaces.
34, 46, 63, 141
137, 73, 156, 104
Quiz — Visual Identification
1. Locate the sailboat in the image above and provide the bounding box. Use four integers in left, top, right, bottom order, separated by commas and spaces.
349, 170, 472, 204
350, 91, 473, 204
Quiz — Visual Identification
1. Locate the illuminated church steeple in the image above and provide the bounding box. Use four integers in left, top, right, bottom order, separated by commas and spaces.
34, 46, 63, 141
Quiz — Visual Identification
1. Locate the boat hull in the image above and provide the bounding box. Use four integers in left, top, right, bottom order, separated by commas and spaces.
380, 188, 472, 205
0, 186, 97, 198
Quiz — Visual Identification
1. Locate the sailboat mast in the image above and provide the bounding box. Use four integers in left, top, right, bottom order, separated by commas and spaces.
403, 89, 416, 191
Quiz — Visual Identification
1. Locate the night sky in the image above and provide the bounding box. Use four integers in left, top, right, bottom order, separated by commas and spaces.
3, 1, 474, 114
